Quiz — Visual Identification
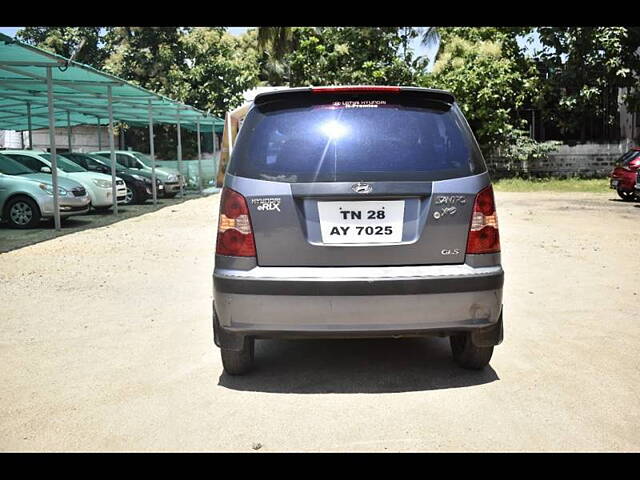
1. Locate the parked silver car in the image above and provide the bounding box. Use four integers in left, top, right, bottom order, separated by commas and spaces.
213, 86, 504, 374
0, 153, 90, 228
90, 150, 183, 198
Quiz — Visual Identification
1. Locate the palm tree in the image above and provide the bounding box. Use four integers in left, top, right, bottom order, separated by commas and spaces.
257, 27, 295, 61
420, 27, 441, 59
256, 27, 296, 85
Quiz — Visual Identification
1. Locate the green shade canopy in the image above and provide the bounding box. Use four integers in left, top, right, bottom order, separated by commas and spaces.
0, 33, 224, 133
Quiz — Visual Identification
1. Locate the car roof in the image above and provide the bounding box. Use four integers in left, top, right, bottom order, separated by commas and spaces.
0, 149, 47, 157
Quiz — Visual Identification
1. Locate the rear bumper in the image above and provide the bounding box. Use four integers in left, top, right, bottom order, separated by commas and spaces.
213, 264, 504, 346
610, 173, 637, 191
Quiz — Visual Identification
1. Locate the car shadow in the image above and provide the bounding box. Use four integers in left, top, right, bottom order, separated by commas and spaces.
218, 337, 499, 394
0, 192, 210, 254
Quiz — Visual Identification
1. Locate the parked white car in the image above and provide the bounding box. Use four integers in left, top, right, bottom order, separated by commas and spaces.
1, 150, 127, 210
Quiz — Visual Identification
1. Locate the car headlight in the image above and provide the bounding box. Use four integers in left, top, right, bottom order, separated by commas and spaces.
39, 183, 69, 196
92, 178, 112, 188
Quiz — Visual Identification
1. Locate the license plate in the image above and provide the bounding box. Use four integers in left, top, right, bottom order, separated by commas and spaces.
317, 200, 405, 244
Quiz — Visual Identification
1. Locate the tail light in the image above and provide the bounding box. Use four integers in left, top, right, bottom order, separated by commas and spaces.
312, 86, 401, 94
466, 185, 500, 254
216, 187, 256, 257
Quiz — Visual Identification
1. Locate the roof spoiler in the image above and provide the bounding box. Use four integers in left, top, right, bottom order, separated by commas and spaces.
253, 86, 455, 106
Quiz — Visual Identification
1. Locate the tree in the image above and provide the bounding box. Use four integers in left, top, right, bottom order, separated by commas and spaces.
16, 27, 111, 68
102, 27, 190, 98
535, 27, 640, 141
106, 27, 259, 158
178, 27, 260, 117
285, 27, 427, 87
421, 33, 540, 151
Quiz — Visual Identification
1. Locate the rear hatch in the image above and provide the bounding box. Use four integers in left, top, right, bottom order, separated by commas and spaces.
227, 86, 488, 267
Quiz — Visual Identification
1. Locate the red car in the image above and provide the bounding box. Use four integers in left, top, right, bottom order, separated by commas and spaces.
610, 148, 640, 201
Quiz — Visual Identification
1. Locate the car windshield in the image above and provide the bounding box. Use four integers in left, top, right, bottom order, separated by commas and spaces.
0, 154, 36, 175
84, 154, 122, 171
41, 153, 87, 173
131, 152, 151, 167
90, 153, 127, 169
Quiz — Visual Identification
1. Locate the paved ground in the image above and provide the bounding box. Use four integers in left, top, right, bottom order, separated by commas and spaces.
0, 191, 638, 452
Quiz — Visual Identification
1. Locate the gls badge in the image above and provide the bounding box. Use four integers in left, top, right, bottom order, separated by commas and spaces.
251, 197, 281, 212
441, 248, 461, 255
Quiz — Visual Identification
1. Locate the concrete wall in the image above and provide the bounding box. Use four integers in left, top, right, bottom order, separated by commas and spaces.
486, 141, 634, 178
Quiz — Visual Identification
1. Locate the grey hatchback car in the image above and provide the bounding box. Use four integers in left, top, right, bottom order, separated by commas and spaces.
213, 86, 504, 375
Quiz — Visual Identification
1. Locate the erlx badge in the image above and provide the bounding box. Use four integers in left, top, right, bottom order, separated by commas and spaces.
251, 197, 281, 212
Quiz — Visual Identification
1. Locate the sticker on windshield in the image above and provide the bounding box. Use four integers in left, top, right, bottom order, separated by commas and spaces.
332, 100, 387, 108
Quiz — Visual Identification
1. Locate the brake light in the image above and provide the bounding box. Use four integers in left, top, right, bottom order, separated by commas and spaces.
466, 186, 500, 254
216, 187, 256, 257
312, 86, 401, 94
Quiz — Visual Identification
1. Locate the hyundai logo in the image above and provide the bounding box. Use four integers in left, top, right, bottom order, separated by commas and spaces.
352, 183, 373, 194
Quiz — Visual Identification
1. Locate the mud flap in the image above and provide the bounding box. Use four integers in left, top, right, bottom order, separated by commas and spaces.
471, 309, 503, 347
212, 303, 247, 351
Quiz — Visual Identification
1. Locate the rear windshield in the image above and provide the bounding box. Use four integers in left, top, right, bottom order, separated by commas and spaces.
618, 150, 640, 166
228, 96, 486, 183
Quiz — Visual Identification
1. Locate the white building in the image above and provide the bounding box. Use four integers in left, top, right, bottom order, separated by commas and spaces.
0, 125, 115, 152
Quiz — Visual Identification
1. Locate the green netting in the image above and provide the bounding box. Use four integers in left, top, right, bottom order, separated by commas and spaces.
0, 33, 224, 133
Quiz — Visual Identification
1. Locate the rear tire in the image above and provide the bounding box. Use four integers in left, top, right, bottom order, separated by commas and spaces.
617, 188, 638, 201
4, 196, 41, 229
123, 185, 138, 205
220, 338, 254, 375
450, 332, 493, 370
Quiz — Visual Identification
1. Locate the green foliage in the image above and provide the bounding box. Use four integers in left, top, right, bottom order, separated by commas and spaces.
16, 27, 111, 68
254, 27, 427, 87
421, 32, 540, 152
535, 27, 640, 139
498, 129, 561, 166
177, 28, 259, 117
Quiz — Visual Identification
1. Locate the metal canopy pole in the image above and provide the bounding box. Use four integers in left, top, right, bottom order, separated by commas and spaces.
66, 110, 72, 152
212, 121, 217, 188
27, 102, 33, 149
46, 67, 61, 231
176, 109, 183, 198
196, 120, 202, 194
96, 117, 102, 150
107, 85, 118, 213
148, 100, 157, 205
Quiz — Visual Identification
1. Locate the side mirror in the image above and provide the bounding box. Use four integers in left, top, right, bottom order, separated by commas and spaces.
40, 166, 51, 173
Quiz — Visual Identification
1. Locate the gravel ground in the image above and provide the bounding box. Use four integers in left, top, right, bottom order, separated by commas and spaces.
0, 191, 638, 452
